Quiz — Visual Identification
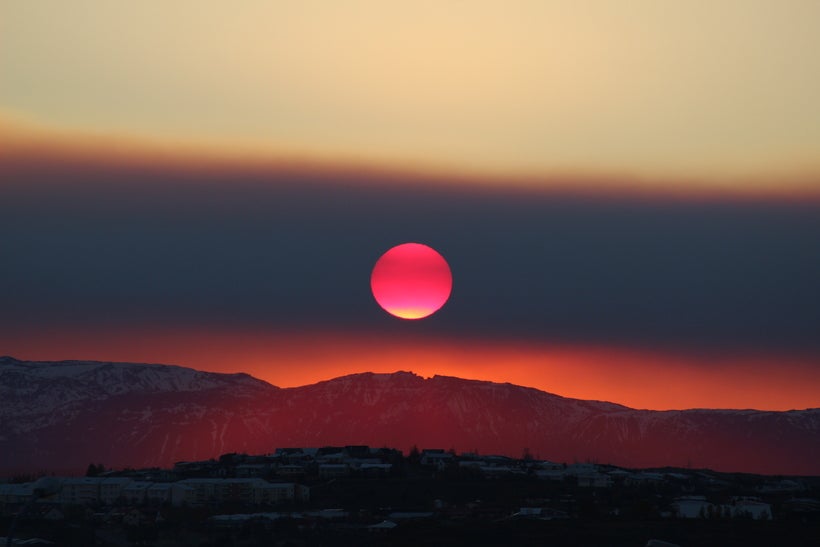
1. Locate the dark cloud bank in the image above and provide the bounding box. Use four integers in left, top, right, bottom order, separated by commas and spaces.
2, 157, 819, 356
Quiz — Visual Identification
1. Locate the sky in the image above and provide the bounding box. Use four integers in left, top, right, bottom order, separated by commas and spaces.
1, 1, 819, 410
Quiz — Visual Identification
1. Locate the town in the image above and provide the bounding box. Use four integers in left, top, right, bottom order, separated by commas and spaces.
2, 446, 819, 546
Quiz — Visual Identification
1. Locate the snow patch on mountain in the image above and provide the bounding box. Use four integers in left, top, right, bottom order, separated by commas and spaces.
1, 356, 818, 475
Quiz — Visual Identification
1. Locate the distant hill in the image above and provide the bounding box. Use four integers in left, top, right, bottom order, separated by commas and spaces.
1, 356, 817, 475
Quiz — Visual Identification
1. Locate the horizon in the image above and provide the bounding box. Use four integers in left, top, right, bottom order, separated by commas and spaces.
3, 354, 819, 413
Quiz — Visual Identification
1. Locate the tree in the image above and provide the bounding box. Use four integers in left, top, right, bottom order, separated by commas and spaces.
408, 445, 420, 464
85, 463, 105, 477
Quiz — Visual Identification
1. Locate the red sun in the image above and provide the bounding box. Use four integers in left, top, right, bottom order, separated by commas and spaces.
371, 243, 453, 320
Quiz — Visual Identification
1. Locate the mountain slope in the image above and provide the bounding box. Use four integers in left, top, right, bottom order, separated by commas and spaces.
1, 357, 817, 475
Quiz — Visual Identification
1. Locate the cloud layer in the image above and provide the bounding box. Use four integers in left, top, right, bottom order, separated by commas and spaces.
2, 148, 818, 356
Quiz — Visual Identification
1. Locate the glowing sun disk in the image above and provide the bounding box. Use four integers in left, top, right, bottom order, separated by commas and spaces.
371, 243, 452, 320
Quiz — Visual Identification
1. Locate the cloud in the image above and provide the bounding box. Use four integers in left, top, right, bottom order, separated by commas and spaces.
2, 142, 819, 357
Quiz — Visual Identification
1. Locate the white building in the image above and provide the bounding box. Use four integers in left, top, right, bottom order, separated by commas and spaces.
0, 483, 33, 504
534, 468, 566, 481
673, 496, 711, 519
576, 472, 613, 488
99, 477, 133, 504
122, 481, 152, 504
175, 478, 306, 506
318, 464, 350, 479
673, 496, 773, 520
254, 482, 295, 505
58, 477, 102, 505
730, 498, 772, 520
171, 483, 197, 506
146, 483, 173, 504
0, 476, 306, 508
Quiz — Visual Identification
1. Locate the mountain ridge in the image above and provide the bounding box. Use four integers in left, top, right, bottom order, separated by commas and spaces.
1, 356, 818, 475
5, 356, 813, 412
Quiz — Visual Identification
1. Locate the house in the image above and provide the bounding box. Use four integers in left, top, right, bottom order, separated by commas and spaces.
607, 469, 633, 483
275, 448, 318, 464
145, 483, 173, 504
276, 465, 306, 479
217, 478, 260, 503
479, 466, 525, 479
318, 464, 350, 479
0, 483, 33, 504
122, 482, 152, 504
316, 450, 345, 464
534, 468, 566, 481
58, 477, 101, 505
565, 463, 597, 476
672, 496, 711, 519
343, 445, 373, 459
254, 482, 295, 505
576, 472, 613, 488
627, 472, 666, 486
420, 449, 454, 467
175, 478, 219, 505
171, 483, 197, 507
175, 478, 304, 506
782, 497, 820, 520
730, 498, 772, 520
359, 463, 392, 477
235, 464, 268, 478
99, 477, 133, 504
757, 479, 805, 493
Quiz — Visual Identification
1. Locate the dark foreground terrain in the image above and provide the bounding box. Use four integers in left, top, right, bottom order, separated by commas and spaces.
5, 515, 818, 547
2, 448, 819, 546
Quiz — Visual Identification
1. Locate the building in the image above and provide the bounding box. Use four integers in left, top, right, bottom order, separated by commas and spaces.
175, 478, 306, 506
730, 498, 772, 520
146, 483, 173, 504
318, 464, 350, 479
99, 477, 133, 504
576, 472, 613, 488
122, 481, 152, 504
673, 496, 710, 518
58, 477, 102, 505
0, 483, 33, 504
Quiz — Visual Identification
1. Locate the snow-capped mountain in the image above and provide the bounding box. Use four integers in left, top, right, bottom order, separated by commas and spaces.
0, 356, 272, 436
1, 357, 818, 475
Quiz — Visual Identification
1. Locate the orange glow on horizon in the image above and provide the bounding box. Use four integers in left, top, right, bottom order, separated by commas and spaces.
1, 326, 818, 412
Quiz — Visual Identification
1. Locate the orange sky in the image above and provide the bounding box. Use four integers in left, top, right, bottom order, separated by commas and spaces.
3, 2, 820, 182
2, 326, 818, 411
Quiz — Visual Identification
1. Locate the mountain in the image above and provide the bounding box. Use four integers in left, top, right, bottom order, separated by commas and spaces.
1, 356, 818, 475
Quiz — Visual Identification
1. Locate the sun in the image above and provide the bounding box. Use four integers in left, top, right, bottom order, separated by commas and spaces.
370, 243, 453, 320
